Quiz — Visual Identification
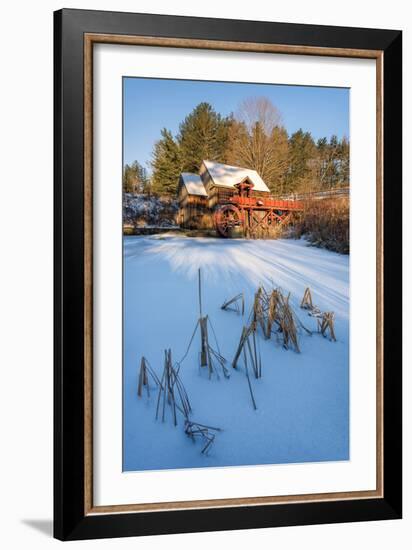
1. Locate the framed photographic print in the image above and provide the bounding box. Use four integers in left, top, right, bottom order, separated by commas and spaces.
54, 8, 402, 541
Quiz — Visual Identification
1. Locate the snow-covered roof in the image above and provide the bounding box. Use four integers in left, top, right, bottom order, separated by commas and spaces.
202, 160, 270, 193
180, 173, 208, 196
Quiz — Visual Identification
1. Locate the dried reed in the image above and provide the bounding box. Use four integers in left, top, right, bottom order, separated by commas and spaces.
221, 293, 245, 315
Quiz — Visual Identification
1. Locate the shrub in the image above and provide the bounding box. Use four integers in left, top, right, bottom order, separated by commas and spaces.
293, 197, 349, 254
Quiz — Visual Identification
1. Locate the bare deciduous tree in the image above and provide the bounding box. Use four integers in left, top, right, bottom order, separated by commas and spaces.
226, 97, 288, 194
235, 96, 283, 134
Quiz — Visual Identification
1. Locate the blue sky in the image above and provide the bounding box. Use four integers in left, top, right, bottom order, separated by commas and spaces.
123, 77, 349, 172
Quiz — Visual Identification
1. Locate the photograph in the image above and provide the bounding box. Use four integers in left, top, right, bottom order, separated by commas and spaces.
122, 77, 350, 472
51, 7, 402, 541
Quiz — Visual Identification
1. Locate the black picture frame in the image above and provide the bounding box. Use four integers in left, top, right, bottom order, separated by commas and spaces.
54, 8, 402, 541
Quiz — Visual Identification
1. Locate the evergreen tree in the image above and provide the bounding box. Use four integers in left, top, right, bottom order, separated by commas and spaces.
151, 129, 181, 196
315, 135, 349, 190
178, 102, 231, 172
146, 99, 349, 198
337, 136, 350, 187
269, 126, 290, 195
286, 129, 316, 193
136, 162, 150, 193
123, 160, 150, 194
327, 135, 340, 188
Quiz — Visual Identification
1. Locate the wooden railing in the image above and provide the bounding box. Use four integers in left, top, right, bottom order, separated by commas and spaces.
278, 187, 350, 201
229, 195, 303, 211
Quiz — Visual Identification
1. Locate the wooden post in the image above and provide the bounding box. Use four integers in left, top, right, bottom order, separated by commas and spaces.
137, 356, 149, 397
198, 269, 208, 367
199, 316, 208, 367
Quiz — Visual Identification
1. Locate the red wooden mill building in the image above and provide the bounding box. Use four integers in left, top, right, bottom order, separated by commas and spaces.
177, 160, 303, 237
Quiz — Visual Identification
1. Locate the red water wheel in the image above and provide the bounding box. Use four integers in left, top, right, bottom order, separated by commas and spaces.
214, 204, 243, 237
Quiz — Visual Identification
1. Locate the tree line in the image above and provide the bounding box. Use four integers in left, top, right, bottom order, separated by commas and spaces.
123, 97, 349, 197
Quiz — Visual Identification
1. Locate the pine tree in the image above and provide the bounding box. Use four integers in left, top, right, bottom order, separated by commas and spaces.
286, 129, 316, 193
137, 163, 150, 194
178, 102, 231, 173
327, 135, 340, 188
151, 129, 181, 196
123, 160, 150, 194
314, 135, 349, 190
337, 136, 350, 187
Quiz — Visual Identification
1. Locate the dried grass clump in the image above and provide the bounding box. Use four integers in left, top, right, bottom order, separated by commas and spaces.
251, 285, 307, 353
300, 287, 314, 310
185, 420, 222, 455
245, 221, 286, 240
318, 312, 337, 341
300, 287, 337, 342
137, 350, 222, 454
155, 349, 192, 426
293, 197, 349, 254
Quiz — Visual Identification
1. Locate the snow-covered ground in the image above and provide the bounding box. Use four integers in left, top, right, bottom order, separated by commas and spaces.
123, 235, 349, 472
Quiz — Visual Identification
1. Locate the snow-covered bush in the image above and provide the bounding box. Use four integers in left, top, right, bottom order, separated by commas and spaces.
123, 193, 178, 229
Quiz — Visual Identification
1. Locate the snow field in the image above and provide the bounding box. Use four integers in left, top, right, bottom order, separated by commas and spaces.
123, 235, 349, 471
